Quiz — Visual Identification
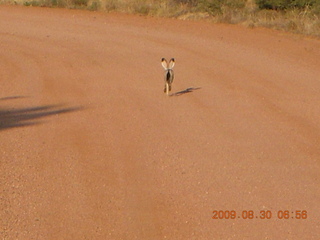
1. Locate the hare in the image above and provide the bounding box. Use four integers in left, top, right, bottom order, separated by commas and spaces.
161, 58, 175, 95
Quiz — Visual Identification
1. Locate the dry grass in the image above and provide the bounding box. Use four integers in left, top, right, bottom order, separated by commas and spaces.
1, 0, 320, 38
251, 10, 320, 37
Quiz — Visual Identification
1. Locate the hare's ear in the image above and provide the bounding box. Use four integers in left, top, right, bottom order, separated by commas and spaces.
168, 58, 175, 69
161, 58, 168, 70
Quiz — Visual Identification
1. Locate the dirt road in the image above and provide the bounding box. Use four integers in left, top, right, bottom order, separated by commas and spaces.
1, 5, 320, 239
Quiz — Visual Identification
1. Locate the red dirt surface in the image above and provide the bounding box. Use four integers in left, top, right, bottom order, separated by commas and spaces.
1, 5, 320, 239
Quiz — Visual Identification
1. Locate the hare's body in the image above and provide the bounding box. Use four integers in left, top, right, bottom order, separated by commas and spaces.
164, 69, 174, 95
161, 58, 175, 95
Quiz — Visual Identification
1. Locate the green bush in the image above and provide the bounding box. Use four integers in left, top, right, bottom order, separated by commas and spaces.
105, 0, 117, 11
256, 0, 317, 10
73, 0, 88, 6
290, 0, 317, 8
88, 1, 100, 11
23, 0, 40, 6
197, 0, 246, 15
173, 0, 198, 7
311, 2, 320, 15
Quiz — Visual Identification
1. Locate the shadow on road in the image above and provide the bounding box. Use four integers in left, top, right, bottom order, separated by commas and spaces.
170, 87, 201, 97
0, 96, 29, 101
0, 103, 83, 131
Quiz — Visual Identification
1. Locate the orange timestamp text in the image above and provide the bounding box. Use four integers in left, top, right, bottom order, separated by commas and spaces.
212, 210, 307, 220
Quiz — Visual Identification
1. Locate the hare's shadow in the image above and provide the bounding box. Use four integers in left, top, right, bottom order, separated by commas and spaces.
170, 87, 201, 97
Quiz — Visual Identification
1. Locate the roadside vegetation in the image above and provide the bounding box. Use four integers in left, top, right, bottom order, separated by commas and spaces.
2, 0, 320, 37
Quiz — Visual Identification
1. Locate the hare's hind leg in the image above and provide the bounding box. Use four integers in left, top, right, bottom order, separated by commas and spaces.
166, 82, 169, 95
